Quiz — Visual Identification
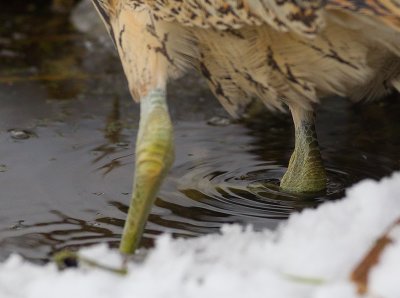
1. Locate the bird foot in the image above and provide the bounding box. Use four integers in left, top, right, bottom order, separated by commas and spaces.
53, 250, 128, 275
280, 112, 327, 193
280, 147, 327, 193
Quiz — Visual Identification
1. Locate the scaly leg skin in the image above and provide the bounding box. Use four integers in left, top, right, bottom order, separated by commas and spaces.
280, 107, 326, 193
120, 88, 174, 255
53, 88, 173, 271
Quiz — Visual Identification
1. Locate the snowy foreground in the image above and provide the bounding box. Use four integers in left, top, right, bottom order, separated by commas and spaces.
1, 175, 400, 298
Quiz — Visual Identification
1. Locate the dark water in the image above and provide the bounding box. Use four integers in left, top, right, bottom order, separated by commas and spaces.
0, 3, 399, 263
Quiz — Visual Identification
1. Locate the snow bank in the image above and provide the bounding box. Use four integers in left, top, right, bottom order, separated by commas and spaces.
1, 174, 400, 298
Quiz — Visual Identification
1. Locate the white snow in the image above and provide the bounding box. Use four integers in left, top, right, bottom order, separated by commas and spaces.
1, 173, 400, 298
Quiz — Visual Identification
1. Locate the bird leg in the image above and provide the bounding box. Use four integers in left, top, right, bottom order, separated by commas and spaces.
280, 106, 326, 193
119, 88, 174, 255
48, 1, 175, 271
53, 88, 173, 268
103, 7, 176, 255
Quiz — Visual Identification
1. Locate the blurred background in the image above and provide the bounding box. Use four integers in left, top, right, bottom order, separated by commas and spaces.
0, 0, 399, 263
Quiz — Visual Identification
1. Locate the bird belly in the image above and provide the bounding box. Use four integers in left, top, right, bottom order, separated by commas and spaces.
168, 13, 400, 116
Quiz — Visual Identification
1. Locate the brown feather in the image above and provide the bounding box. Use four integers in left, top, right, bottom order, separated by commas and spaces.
92, 0, 400, 117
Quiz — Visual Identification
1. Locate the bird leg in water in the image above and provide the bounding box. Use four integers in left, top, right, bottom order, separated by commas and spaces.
53, 88, 173, 268
119, 88, 174, 255
280, 107, 326, 193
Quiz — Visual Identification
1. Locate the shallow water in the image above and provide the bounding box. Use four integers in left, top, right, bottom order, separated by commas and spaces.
0, 3, 399, 263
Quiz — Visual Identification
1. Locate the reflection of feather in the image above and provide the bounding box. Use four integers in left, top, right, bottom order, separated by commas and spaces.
93, 0, 400, 117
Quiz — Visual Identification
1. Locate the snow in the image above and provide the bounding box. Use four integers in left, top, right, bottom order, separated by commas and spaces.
1, 173, 400, 298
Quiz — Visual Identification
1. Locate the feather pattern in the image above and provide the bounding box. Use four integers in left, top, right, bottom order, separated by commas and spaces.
92, 0, 400, 117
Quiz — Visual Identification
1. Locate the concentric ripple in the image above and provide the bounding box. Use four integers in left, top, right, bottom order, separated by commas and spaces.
139, 117, 400, 248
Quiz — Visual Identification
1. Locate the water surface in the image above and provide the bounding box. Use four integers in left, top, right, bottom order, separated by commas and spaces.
0, 3, 399, 262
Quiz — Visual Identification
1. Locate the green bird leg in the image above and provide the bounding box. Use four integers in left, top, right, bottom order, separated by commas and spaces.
53, 82, 173, 270
119, 88, 174, 255
280, 107, 326, 193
